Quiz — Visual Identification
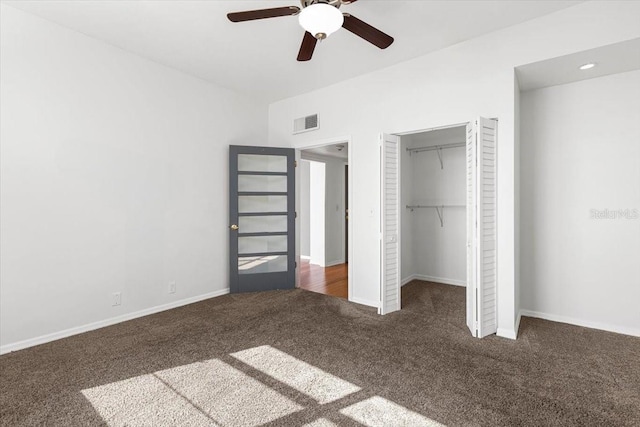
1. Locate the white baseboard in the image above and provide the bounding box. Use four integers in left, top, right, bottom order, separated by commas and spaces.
497, 311, 522, 340
520, 309, 640, 337
300, 255, 311, 260
494, 311, 523, 340
401, 275, 417, 286
0, 288, 230, 355
325, 259, 346, 267
497, 327, 517, 340
402, 274, 465, 287
349, 296, 378, 308
417, 275, 466, 287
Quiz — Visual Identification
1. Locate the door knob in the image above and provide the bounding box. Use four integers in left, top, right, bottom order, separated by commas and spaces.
230, 224, 239, 230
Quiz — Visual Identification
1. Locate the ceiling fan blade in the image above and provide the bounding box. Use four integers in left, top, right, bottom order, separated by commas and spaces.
297, 32, 318, 62
342, 14, 394, 49
227, 6, 300, 23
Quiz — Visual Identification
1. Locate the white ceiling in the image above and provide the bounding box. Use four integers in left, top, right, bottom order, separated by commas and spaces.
302, 143, 348, 160
402, 125, 466, 149
516, 38, 640, 91
5, 0, 581, 102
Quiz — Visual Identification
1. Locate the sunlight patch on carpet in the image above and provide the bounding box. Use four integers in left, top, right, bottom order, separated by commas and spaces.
81, 347, 444, 426
340, 396, 446, 427
81, 358, 302, 426
231, 345, 361, 404
302, 418, 339, 427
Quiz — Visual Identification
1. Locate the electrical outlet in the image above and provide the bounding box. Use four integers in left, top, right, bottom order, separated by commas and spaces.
112, 292, 121, 306
169, 281, 176, 294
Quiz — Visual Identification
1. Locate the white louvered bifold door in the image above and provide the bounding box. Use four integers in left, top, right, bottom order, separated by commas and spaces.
380, 133, 401, 315
466, 122, 478, 337
476, 117, 498, 337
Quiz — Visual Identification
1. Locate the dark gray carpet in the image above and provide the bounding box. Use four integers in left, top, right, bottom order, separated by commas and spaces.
1, 281, 639, 426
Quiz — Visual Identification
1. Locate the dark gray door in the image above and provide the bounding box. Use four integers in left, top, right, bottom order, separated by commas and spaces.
229, 145, 295, 293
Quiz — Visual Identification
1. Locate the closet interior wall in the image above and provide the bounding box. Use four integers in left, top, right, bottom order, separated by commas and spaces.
401, 127, 467, 287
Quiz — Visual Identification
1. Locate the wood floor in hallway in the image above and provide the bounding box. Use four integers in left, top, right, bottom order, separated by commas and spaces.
299, 259, 347, 299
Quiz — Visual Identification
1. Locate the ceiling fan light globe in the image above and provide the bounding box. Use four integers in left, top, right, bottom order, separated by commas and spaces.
298, 4, 343, 39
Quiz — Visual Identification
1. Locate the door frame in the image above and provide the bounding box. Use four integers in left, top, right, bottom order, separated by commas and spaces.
345, 164, 348, 264
294, 135, 353, 302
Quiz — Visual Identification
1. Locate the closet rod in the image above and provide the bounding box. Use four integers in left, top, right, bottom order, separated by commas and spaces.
405, 205, 465, 209
406, 141, 466, 154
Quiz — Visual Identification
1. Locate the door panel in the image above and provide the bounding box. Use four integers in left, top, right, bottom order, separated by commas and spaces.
345, 165, 349, 263
466, 118, 498, 338
238, 235, 288, 254
238, 154, 288, 172
230, 146, 295, 293
238, 255, 288, 274
238, 216, 288, 233
380, 133, 401, 315
238, 195, 288, 213
238, 175, 288, 192
476, 117, 498, 337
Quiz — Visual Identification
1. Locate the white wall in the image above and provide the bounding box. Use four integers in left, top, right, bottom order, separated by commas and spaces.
0, 5, 268, 352
299, 160, 311, 257
401, 128, 466, 286
268, 1, 640, 332
309, 161, 326, 266
520, 70, 640, 336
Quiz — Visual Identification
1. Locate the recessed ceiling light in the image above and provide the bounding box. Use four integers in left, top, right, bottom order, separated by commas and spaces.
579, 63, 596, 70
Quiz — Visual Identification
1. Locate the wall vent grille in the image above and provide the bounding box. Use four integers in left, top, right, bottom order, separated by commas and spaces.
293, 114, 319, 134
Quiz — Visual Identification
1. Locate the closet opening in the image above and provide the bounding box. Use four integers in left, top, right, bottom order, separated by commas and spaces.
297, 142, 350, 299
381, 118, 498, 338
400, 125, 468, 321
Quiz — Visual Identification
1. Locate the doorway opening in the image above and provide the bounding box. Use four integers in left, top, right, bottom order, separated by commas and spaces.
297, 142, 350, 299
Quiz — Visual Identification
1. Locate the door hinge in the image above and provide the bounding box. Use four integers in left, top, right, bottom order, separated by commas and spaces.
295, 261, 297, 268
294, 160, 298, 167
295, 211, 298, 218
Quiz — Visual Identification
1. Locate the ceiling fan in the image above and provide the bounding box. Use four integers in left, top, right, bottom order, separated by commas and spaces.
227, 0, 394, 61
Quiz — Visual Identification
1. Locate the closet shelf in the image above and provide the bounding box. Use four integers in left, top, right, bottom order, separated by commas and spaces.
405, 204, 465, 227
406, 141, 465, 169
